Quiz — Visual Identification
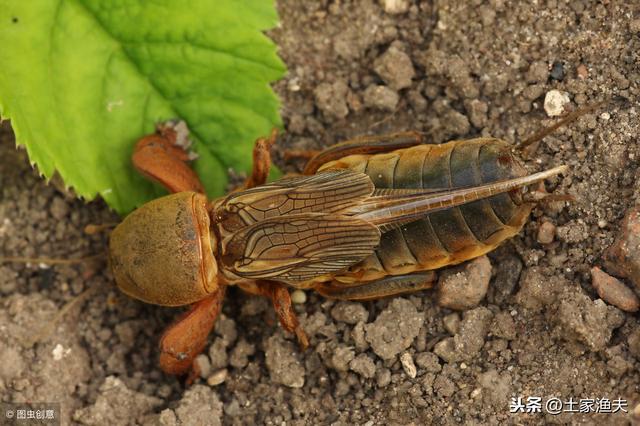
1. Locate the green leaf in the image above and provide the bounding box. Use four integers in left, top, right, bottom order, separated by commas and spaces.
0, 0, 285, 213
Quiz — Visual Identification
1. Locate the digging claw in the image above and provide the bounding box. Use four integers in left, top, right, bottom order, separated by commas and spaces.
156, 120, 197, 160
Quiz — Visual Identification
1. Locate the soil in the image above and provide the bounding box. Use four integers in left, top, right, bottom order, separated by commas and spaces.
2, 1, 640, 425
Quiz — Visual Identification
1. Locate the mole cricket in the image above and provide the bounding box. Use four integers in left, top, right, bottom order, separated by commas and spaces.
5, 102, 603, 381
108, 107, 579, 379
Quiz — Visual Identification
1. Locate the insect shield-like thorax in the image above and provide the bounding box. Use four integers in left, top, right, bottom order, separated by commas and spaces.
109, 191, 218, 306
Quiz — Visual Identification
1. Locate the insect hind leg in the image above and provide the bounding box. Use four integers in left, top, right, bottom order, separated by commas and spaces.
237, 280, 309, 349
244, 129, 277, 189
314, 272, 436, 301
303, 131, 424, 175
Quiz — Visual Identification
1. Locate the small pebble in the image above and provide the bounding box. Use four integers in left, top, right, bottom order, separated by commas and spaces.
442, 313, 461, 335
376, 368, 391, 387
526, 61, 548, 84
436, 256, 492, 310
537, 222, 556, 244
287, 77, 301, 92
373, 46, 415, 90
515, 268, 565, 311
433, 374, 455, 397
478, 370, 512, 407
544, 90, 570, 117
576, 64, 589, 79
194, 354, 211, 379
522, 84, 545, 101
291, 289, 306, 304
49, 197, 69, 221
265, 334, 305, 388
465, 99, 488, 128
591, 267, 640, 312
229, 339, 255, 369
433, 338, 457, 363
400, 352, 417, 378
557, 290, 624, 351
171, 386, 222, 425
362, 84, 399, 112
490, 311, 517, 340
434, 308, 494, 363
349, 354, 376, 379
632, 402, 640, 423
52, 344, 66, 361
331, 302, 368, 324
415, 352, 441, 373
215, 316, 237, 346
489, 254, 523, 305
556, 220, 588, 244
73, 377, 163, 424
208, 338, 228, 370
314, 81, 349, 120
352, 321, 369, 351
604, 207, 640, 290
331, 346, 355, 372
629, 329, 640, 358
550, 61, 565, 81
445, 57, 480, 99
365, 298, 424, 360
380, 0, 409, 14
207, 369, 228, 386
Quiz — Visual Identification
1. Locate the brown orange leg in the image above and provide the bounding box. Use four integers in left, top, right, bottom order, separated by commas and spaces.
303, 131, 424, 175
244, 129, 278, 189
314, 272, 436, 301
133, 120, 205, 193
238, 280, 309, 349
282, 149, 322, 162
133, 121, 219, 383
159, 285, 227, 383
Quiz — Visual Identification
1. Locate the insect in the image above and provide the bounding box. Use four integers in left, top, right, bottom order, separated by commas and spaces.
107, 119, 569, 380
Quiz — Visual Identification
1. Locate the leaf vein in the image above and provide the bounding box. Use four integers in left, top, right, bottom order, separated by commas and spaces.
122, 39, 283, 74
74, 0, 250, 168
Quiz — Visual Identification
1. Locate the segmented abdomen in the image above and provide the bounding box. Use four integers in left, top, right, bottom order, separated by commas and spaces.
319, 138, 533, 282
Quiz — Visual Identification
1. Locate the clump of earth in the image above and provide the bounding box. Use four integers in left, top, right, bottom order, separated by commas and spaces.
1, 1, 640, 424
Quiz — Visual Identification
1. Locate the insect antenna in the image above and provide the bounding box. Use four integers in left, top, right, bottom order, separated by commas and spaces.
516, 97, 624, 153
0, 222, 113, 265
1, 254, 108, 344
2, 222, 114, 346
21, 285, 103, 348
0, 253, 106, 265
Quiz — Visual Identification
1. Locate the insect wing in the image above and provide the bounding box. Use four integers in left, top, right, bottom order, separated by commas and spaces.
353, 166, 568, 230
216, 170, 374, 231
221, 213, 381, 283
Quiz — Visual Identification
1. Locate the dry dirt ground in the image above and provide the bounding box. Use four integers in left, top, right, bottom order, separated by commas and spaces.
2, 0, 640, 425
